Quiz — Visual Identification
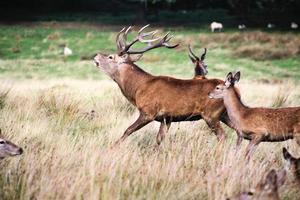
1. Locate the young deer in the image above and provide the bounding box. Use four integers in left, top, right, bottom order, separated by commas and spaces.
209, 72, 300, 158
0, 130, 23, 159
93, 25, 235, 146
282, 147, 300, 186
228, 169, 286, 200
188, 45, 208, 79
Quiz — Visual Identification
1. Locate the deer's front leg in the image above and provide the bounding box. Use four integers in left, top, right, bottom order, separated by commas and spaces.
220, 112, 243, 147
114, 112, 153, 146
205, 120, 227, 142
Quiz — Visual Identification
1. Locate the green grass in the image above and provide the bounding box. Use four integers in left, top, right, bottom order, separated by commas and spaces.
0, 23, 299, 81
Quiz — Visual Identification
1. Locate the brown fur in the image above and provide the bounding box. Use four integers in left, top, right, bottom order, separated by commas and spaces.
209, 72, 300, 158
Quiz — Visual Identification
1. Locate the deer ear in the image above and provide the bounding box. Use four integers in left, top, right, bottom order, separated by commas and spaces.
225, 72, 233, 87
234, 71, 241, 83
283, 147, 292, 160
129, 54, 143, 63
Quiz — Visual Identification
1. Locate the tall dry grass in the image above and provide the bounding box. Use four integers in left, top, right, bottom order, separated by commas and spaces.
0, 80, 299, 200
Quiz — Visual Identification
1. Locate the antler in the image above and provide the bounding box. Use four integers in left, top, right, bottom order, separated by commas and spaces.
201, 48, 207, 61
188, 45, 199, 61
188, 45, 207, 61
116, 24, 179, 55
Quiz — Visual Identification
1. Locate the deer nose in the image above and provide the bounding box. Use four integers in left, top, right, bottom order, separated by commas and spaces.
18, 148, 23, 155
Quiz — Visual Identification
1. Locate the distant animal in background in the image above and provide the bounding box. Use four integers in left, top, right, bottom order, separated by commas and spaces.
0, 130, 23, 159
238, 24, 246, 30
227, 169, 286, 200
63, 45, 73, 56
282, 147, 300, 186
209, 72, 300, 159
188, 45, 208, 79
291, 22, 298, 29
210, 22, 223, 32
267, 23, 275, 29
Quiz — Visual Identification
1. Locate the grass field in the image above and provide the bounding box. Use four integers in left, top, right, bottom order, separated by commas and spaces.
0, 22, 300, 199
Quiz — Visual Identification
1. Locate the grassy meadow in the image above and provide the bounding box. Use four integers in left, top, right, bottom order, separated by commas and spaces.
0, 22, 300, 199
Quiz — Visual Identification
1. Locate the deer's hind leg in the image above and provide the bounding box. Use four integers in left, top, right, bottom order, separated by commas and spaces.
156, 118, 171, 146
245, 135, 263, 160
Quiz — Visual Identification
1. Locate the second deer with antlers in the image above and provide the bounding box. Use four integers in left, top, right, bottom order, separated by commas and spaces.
94, 25, 235, 146
188, 45, 208, 79
209, 72, 300, 158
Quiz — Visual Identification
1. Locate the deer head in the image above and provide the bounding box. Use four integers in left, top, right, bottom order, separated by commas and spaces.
251, 169, 286, 200
228, 170, 286, 200
0, 130, 23, 159
208, 71, 240, 99
93, 25, 178, 81
188, 45, 208, 77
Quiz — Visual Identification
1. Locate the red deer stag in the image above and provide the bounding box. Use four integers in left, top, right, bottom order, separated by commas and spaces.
283, 147, 300, 186
0, 130, 23, 159
188, 45, 208, 79
93, 25, 234, 146
227, 169, 286, 200
209, 71, 300, 158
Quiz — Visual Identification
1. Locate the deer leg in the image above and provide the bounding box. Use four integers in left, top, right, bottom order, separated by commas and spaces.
114, 113, 153, 146
206, 120, 227, 142
221, 112, 243, 148
245, 135, 263, 160
156, 118, 171, 146
236, 134, 243, 148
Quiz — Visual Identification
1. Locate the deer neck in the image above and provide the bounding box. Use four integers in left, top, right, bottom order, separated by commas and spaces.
223, 87, 246, 129
115, 63, 153, 105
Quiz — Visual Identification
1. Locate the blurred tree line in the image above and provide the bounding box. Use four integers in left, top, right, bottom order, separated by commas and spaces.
0, 0, 299, 25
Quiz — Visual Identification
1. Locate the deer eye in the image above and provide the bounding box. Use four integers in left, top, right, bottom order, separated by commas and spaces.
216, 86, 220, 90
0, 141, 5, 144
108, 55, 113, 59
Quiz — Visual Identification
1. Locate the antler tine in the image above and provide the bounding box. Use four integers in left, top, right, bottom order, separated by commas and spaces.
116, 27, 126, 42
138, 32, 162, 43
116, 27, 126, 51
200, 48, 207, 61
188, 45, 199, 60
139, 30, 158, 38
126, 31, 179, 54
120, 25, 159, 54
117, 24, 179, 55
124, 26, 132, 37
138, 24, 150, 33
